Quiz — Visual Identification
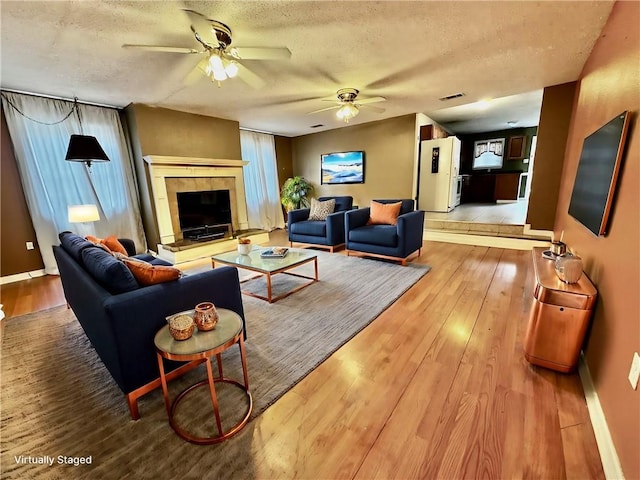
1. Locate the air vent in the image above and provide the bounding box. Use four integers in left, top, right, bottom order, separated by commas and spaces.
310, 124, 324, 128
439, 92, 465, 101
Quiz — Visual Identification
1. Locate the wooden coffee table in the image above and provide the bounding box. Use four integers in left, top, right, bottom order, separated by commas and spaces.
211, 248, 318, 303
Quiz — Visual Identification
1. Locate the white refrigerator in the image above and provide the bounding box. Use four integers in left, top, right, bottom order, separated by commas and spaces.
418, 137, 462, 212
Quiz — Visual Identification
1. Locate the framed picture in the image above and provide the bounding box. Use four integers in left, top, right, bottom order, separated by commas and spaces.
472, 138, 505, 169
321, 151, 365, 184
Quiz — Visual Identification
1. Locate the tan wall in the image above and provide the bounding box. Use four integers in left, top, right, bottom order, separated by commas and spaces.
129, 104, 241, 159
274, 135, 293, 224
554, 3, 639, 478
124, 104, 242, 250
292, 115, 416, 207
274, 135, 293, 188
526, 82, 577, 230
1, 110, 44, 276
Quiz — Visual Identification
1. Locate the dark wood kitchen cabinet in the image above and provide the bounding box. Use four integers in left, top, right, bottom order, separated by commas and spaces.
461, 174, 495, 203
494, 173, 520, 200
508, 135, 526, 159
461, 173, 521, 203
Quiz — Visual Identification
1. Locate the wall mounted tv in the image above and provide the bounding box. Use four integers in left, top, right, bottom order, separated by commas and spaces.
321, 151, 365, 184
472, 138, 505, 170
177, 189, 232, 232
568, 111, 631, 236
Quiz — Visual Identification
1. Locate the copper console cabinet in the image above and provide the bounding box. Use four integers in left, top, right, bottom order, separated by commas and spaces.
523, 247, 597, 373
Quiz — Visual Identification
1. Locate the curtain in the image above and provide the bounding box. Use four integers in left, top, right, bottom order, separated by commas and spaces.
240, 130, 285, 231
1, 92, 146, 274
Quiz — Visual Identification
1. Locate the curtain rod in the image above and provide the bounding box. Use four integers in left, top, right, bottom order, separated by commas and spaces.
1, 88, 121, 110
239, 126, 277, 136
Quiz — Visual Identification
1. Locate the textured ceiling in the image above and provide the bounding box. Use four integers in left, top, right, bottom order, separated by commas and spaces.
0, 1, 614, 137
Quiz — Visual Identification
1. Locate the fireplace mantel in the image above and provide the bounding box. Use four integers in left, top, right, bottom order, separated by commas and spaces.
143, 155, 250, 247
144, 156, 248, 168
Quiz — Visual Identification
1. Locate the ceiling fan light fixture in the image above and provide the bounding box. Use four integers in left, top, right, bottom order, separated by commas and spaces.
208, 52, 227, 81
225, 61, 239, 78
336, 103, 359, 122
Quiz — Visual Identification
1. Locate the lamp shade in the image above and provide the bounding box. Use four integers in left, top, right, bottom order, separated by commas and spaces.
68, 204, 100, 223
65, 135, 110, 164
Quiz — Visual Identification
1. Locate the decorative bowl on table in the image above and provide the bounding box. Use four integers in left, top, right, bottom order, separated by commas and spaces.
194, 302, 219, 331
167, 313, 195, 341
555, 253, 583, 283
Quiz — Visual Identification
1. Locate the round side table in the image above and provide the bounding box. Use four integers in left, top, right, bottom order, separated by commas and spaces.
154, 308, 252, 444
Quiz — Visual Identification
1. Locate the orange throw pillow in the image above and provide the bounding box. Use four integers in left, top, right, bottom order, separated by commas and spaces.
102, 235, 128, 255
85, 235, 128, 255
367, 201, 402, 225
121, 258, 181, 286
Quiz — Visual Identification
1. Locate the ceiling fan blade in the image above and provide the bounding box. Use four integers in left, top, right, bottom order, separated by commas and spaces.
182, 9, 219, 47
184, 57, 209, 85
359, 104, 386, 113
355, 96, 387, 105
233, 47, 292, 60
122, 44, 200, 54
308, 105, 341, 114
236, 63, 266, 89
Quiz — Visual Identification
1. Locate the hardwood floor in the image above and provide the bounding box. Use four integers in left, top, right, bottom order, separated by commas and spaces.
0, 234, 604, 479
0, 275, 66, 318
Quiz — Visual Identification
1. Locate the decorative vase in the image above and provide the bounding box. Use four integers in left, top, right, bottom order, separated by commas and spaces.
168, 314, 195, 341
555, 253, 583, 283
193, 302, 219, 331
238, 243, 252, 255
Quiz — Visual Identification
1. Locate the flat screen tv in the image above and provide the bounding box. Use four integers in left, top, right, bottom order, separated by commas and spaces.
176, 189, 232, 231
568, 111, 631, 236
321, 151, 365, 184
472, 138, 505, 170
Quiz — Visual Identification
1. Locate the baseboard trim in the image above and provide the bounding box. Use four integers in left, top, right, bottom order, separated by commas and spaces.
0, 269, 46, 285
578, 353, 625, 480
423, 230, 549, 250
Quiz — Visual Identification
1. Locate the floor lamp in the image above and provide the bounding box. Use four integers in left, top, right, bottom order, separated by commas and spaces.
68, 204, 100, 237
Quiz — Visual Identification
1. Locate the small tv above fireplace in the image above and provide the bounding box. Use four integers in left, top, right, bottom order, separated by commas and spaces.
177, 189, 232, 241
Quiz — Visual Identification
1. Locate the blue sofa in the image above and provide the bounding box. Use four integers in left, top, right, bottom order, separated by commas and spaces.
288, 196, 353, 252
53, 232, 245, 420
345, 199, 425, 265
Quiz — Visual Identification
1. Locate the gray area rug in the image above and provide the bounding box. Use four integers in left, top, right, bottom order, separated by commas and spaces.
1, 252, 429, 479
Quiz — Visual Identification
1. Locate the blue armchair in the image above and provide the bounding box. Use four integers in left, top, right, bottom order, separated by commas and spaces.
345, 199, 425, 265
288, 196, 353, 252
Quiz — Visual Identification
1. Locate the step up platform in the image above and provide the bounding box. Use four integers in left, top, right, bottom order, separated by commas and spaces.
424, 220, 552, 250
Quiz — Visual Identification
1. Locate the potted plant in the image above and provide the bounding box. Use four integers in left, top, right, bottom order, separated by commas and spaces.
280, 176, 314, 212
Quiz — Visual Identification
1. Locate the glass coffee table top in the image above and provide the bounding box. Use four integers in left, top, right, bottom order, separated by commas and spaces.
211, 247, 317, 274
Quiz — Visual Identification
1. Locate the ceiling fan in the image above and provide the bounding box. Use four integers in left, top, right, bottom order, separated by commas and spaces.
309, 88, 386, 122
122, 9, 291, 88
